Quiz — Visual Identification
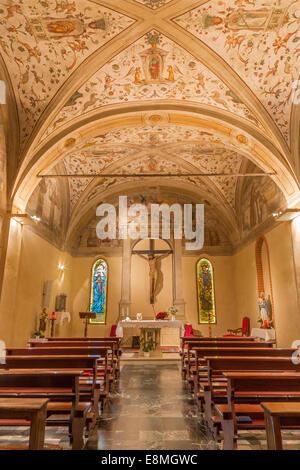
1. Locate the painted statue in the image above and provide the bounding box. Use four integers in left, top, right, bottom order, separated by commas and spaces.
91, 262, 107, 314
149, 56, 160, 79
29, 16, 107, 41
258, 292, 269, 323
225, 8, 287, 32
198, 8, 287, 32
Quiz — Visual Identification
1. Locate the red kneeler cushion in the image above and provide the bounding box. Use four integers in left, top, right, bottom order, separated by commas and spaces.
184, 324, 194, 337
110, 325, 117, 337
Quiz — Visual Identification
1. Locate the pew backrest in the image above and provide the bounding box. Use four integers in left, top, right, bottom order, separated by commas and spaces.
206, 356, 300, 388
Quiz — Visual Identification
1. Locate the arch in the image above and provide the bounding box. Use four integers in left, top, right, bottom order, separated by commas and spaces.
89, 258, 108, 325
255, 235, 275, 328
196, 258, 216, 325
11, 107, 299, 214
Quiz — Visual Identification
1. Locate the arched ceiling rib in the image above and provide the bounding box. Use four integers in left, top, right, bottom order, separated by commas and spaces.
0, 0, 298, 253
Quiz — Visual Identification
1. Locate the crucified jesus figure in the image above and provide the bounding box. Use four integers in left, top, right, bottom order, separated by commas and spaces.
137, 251, 172, 304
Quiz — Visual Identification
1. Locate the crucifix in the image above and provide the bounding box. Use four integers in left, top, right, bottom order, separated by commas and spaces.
132, 239, 172, 304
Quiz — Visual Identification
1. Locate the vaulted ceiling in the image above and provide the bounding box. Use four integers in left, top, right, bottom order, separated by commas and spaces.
0, 0, 299, 252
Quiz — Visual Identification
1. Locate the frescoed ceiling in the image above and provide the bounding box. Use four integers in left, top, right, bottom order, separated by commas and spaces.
46, 29, 261, 136
1, 0, 298, 253
0, 0, 135, 146
174, 0, 300, 146
134, 0, 174, 10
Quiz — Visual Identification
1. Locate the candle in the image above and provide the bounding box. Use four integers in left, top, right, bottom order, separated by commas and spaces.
264, 320, 268, 329
52, 312, 56, 320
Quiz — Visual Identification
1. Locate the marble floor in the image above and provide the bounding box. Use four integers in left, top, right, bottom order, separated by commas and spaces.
87, 361, 217, 450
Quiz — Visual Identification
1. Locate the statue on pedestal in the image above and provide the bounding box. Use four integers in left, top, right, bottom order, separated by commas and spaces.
258, 292, 269, 328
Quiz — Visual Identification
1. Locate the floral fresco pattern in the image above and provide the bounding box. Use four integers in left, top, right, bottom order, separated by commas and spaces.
174, 0, 300, 145
47, 30, 262, 136
0, 0, 135, 146
133, 0, 173, 9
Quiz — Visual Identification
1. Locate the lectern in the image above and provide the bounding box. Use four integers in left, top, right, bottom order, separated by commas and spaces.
79, 312, 97, 337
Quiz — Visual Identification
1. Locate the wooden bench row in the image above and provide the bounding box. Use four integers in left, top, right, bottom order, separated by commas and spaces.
0, 337, 121, 450
181, 337, 300, 450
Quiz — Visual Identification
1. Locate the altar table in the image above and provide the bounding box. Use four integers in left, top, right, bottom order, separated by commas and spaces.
251, 327, 276, 342
118, 320, 183, 355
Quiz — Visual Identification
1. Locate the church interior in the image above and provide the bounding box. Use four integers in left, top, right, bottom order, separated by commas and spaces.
0, 0, 300, 452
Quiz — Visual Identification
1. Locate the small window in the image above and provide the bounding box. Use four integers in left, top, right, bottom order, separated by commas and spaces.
90, 259, 108, 324
196, 258, 216, 324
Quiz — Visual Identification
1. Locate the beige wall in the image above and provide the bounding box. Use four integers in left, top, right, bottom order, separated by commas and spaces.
233, 222, 300, 347
0, 224, 72, 346
1, 221, 300, 348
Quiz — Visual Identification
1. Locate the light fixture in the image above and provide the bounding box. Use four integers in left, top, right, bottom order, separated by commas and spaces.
30, 215, 41, 222
58, 264, 65, 271
273, 209, 300, 221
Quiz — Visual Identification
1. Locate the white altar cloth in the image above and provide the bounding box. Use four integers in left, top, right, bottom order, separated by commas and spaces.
251, 327, 276, 342
118, 319, 184, 337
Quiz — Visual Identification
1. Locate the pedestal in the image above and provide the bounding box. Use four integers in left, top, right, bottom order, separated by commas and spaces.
251, 328, 276, 342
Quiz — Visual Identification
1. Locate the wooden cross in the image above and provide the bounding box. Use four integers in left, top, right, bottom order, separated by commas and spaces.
132, 239, 172, 304
132, 239, 172, 257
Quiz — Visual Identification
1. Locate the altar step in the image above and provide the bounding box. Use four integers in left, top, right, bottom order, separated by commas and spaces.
121, 351, 180, 361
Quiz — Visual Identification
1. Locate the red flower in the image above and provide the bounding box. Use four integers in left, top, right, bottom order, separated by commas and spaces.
156, 312, 168, 320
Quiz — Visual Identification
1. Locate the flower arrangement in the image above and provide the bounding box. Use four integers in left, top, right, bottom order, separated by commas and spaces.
155, 311, 168, 320
139, 337, 156, 354
168, 306, 178, 317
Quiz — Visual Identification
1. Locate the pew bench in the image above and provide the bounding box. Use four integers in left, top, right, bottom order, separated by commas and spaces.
183, 341, 273, 387
6, 347, 113, 397
0, 370, 90, 450
261, 402, 300, 450
0, 398, 49, 450
192, 349, 298, 406
25, 342, 119, 382
200, 357, 300, 425
0, 355, 105, 420
215, 372, 300, 450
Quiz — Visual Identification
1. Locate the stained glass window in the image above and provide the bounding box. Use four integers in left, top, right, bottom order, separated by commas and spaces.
90, 259, 108, 324
196, 258, 216, 324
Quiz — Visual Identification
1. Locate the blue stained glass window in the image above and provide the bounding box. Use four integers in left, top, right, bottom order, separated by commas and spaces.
90, 259, 108, 324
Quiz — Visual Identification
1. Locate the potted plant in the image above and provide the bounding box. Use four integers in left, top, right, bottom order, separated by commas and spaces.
139, 337, 156, 358
31, 331, 45, 340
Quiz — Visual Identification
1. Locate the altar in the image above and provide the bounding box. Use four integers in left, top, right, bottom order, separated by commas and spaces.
118, 320, 183, 356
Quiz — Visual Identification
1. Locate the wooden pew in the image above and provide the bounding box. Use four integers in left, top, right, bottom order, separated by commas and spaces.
192, 348, 298, 406
202, 357, 300, 424
27, 341, 120, 379
182, 340, 272, 382
261, 402, 300, 450
0, 355, 103, 419
0, 398, 49, 450
215, 372, 300, 450
181, 337, 255, 369
46, 337, 121, 342
6, 347, 114, 394
43, 337, 122, 374
0, 370, 88, 450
